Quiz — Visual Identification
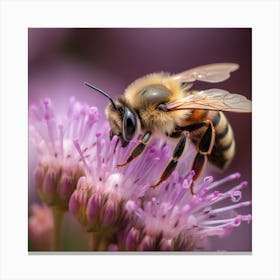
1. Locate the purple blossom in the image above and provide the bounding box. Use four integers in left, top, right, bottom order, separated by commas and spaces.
69, 126, 179, 234
119, 172, 251, 251
29, 97, 99, 210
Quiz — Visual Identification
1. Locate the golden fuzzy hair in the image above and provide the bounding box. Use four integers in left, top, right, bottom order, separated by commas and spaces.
122, 72, 191, 134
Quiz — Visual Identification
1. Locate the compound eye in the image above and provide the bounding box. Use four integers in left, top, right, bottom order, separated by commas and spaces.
156, 103, 168, 112
123, 107, 137, 141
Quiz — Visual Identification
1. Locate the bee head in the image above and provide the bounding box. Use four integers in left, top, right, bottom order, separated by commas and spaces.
105, 100, 138, 147
84, 82, 137, 147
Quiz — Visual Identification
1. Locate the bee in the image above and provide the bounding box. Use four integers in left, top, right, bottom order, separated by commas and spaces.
85, 63, 252, 194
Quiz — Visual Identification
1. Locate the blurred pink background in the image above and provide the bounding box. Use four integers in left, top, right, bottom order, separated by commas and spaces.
29, 28, 252, 251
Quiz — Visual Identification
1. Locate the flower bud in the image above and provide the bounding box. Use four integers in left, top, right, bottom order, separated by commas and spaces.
160, 238, 173, 251
86, 193, 103, 231
138, 235, 155, 251
58, 173, 76, 210
42, 168, 57, 205
69, 176, 93, 227
33, 164, 45, 195
102, 200, 118, 228
125, 227, 141, 251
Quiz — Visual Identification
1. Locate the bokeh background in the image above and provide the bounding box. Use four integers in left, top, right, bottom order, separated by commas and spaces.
28, 28, 252, 251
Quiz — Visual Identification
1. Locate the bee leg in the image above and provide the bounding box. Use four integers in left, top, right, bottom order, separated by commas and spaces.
150, 131, 188, 189
186, 120, 215, 194
113, 138, 120, 154
189, 153, 207, 195
116, 131, 152, 167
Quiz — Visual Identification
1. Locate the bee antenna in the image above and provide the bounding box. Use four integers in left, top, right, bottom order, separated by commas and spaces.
84, 82, 117, 110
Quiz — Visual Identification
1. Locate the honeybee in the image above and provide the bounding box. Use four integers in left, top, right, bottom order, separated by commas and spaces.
85, 63, 251, 194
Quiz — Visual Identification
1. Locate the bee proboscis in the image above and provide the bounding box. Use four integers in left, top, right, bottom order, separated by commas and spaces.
85, 63, 252, 194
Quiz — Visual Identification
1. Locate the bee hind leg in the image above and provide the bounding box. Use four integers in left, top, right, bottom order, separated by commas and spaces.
189, 153, 207, 195
186, 120, 215, 194
116, 131, 152, 167
150, 131, 188, 189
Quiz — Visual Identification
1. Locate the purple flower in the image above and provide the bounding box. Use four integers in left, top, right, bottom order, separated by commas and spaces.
119, 172, 251, 251
69, 126, 178, 236
29, 97, 99, 210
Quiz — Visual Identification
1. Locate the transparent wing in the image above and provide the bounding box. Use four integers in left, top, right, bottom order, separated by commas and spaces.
166, 89, 252, 113
172, 63, 239, 84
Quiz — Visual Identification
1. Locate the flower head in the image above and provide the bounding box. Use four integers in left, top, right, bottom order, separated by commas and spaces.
29, 97, 99, 210
119, 171, 251, 251
69, 124, 179, 235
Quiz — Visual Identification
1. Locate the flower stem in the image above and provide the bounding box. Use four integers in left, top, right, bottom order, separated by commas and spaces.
88, 232, 98, 251
88, 232, 108, 251
97, 237, 107, 251
51, 206, 64, 251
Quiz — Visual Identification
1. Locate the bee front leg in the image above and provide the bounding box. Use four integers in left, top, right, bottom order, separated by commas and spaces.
116, 131, 152, 167
185, 120, 215, 194
150, 131, 188, 189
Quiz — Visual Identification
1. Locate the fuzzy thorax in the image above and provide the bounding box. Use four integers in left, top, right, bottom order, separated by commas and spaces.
123, 72, 191, 134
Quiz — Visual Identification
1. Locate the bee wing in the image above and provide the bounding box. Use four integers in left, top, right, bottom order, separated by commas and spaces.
172, 63, 239, 84
166, 89, 252, 113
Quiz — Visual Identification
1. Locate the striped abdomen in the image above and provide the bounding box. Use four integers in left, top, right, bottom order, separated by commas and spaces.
192, 109, 235, 170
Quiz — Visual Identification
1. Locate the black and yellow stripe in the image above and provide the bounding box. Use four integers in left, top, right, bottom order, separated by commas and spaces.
192, 110, 235, 170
